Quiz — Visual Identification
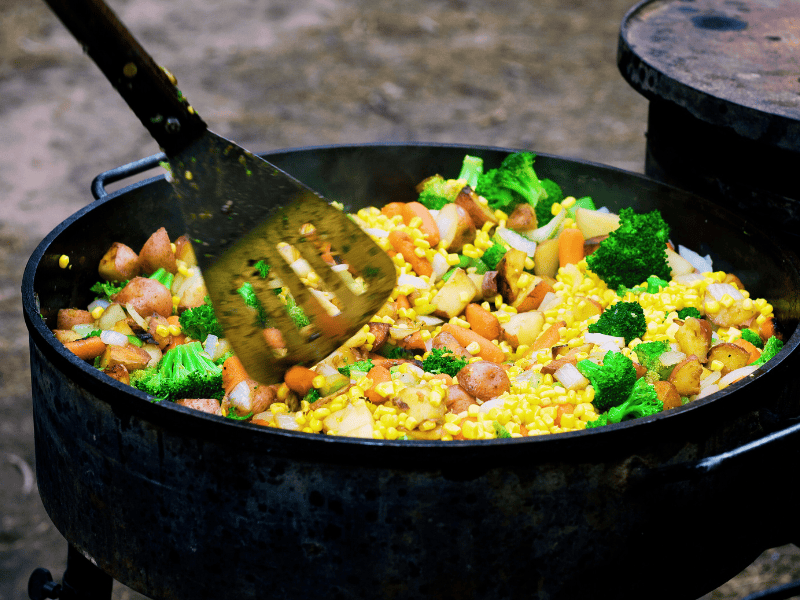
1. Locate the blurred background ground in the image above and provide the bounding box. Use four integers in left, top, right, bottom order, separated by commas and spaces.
1, 0, 798, 598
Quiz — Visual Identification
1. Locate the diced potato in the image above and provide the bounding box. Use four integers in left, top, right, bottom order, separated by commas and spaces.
500, 311, 545, 349
533, 238, 559, 279
574, 208, 620, 239
432, 268, 477, 319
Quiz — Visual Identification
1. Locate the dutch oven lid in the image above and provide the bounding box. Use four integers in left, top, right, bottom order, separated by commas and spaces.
618, 0, 800, 152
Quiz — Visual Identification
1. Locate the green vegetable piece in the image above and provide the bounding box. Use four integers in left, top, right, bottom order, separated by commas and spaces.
226, 410, 253, 421
148, 267, 174, 290
586, 378, 663, 428
475, 152, 546, 213
646, 275, 669, 294
493, 421, 512, 438
536, 179, 564, 227
740, 328, 764, 349
303, 388, 321, 403
381, 345, 413, 360
566, 196, 596, 221
677, 306, 702, 320
586, 207, 671, 290
588, 301, 647, 345
457, 155, 484, 189
237, 282, 268, 327
127, 335, 144, 347
338, 360, 376, 377
751, 336, 784, 366
130, 341, 223, 401
179, 297, 224, 342
480, 243, 508, 271
89, 279, 128, 301
254, 260, 270, 278
422, 347, 469, 377
576, 351, 638, 413
633, 340, 673, 381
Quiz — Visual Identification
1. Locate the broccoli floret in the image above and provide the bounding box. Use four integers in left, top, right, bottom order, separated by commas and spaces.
338, 359, 375, 377
179, 297, 223, 342
130, 341, 224, 401
740, 328, 764, 349
475, 152, 546, 212
646, 275, 669, 294
586, 207, 671, 290
677, 306, 702, 320
751, 336, 784, 366
148, 267, 174, 290
633, 340, 674, 381
422, 347, 469, 377
303, 388, 321, 403
381, 345, 413, 360
416, 175, 465, 211
237, 282, 268, 327
576, 351, 638, 413
588, 301, 647, 345
284, 294, 310, 328
587, 378, 663, 428
457, 155, 484, 189
90, 279, 128, 301
535, 179, 564, 228
480, 243, 508, 270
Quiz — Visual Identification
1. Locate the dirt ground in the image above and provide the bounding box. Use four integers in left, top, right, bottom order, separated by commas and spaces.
1, 0, 799, 599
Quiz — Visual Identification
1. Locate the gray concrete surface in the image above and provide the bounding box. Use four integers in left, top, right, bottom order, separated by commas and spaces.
1, 0, 798, 598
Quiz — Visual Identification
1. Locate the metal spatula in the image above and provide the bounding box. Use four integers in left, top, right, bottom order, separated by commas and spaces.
44, 0, 396, 384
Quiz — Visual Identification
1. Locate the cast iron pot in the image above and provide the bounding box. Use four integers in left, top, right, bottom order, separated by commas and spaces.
23, 144, 800, 600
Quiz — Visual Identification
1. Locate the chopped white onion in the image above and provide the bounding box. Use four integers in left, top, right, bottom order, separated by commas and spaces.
496, 227, 537, 256
705, 283, 743, 301
673, 273, 705, 286
71, 323, 97, 337
431, 252, 450, 281
389, 325, 419, 340
365, 227, 389, 238
228, 379, 253, 413
584, 332, 625, 348
100, 330, 129, 347
204, 334, 219, 357
397, 273, 430, 289
330, 263, 349, 272
658, 350, 686, 367
695, 384, 719, 400
678, 245, 713, 273
700, 370, 721, 389
553, 363, 589, 390
478, 397, 506, 413
274, 412, 301, 431
524, 210, 566, 242
87, 298, 110, 314
719, 365, 759, 388
416, 314, 444, 327
290, 258, 312, 279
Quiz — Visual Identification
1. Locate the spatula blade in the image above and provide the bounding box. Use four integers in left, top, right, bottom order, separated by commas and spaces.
167, 131, 396, 384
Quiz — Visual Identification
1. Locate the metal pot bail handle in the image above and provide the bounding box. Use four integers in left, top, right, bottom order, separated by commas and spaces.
90, 152, 167, 200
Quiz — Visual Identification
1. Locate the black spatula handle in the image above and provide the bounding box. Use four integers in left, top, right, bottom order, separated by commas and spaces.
43, 0, 207, 156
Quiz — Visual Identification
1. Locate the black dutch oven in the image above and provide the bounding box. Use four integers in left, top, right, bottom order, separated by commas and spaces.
22, 144, 800, 600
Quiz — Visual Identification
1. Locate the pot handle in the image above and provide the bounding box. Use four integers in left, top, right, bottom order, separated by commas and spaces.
91, 153, 167, 200
635, 417, 800, 484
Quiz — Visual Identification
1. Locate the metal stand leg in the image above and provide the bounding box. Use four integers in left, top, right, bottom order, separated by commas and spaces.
29, 544, 113, 600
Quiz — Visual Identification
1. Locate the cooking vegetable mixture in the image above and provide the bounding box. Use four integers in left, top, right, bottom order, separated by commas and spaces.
53, 152, 785, 440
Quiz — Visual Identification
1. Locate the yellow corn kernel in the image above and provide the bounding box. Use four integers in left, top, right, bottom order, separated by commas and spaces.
277, 383, 290, 401
709, 360, 725, 372
419, 420, 436, 431
168, 324, 181, 336
705, 299, 720, 314
58, 254, 70, 269
466, 341, 481, 355
312, 407, 331, 420
172, 295, 181, 307
561, 196, 576, 208
443, 422, 462, 436
155, 324, 170, 338
91, 306, 105, 320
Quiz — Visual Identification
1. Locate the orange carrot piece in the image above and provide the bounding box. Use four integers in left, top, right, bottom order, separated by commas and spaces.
284, 365, 316, 396
388, 229, 433, 277
222, 355, 249, 393
64, 336, 107, 362
464, 303, 501, 341
263, 327, 286, 350
530, 320, 567, 352
395, 294, 412, 310
558, 228, 585, 268
365, 365, 392, 404
732, 338, 761, 364
401, 201, 440, 247
555, 403, 575, 427
381, 202, 406, 219
441, 323, 505, 363
397, 330, 427, 351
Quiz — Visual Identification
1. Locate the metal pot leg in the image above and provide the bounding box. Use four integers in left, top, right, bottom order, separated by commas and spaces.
29, 545, 114, 600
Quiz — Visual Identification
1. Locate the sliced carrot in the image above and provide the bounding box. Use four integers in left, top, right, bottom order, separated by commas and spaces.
401, 201, 440, 247
395, 294, 412, 310
464, 303, 501, 341
529, 320, 567, 352
441, 323, 505, 363
263, 327, 286, 350
381, 202, 406, 219
64, 336, 107, 362
558, 228, 585, 268
732, 338, 761, 364
758, 316, 777, 342
222, 355, 249, 393
284, 365, 316, 396
365, 365, 392, 404
388, 229, 433, 277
